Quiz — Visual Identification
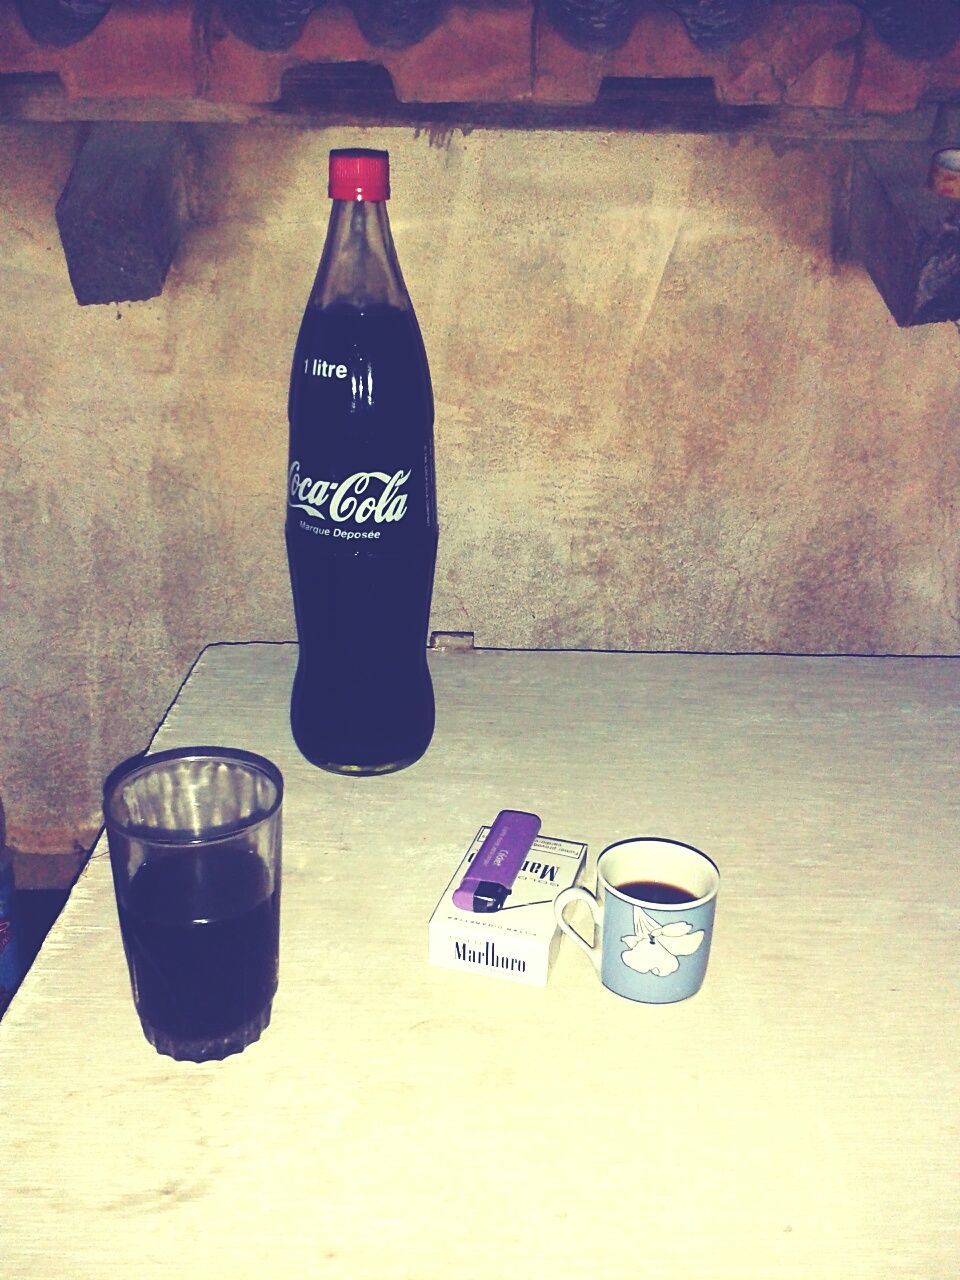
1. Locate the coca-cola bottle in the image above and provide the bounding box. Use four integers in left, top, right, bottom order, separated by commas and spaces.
286, 149, 438, 774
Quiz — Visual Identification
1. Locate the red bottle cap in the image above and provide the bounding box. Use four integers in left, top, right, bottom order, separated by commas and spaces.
328, 149, 390, 202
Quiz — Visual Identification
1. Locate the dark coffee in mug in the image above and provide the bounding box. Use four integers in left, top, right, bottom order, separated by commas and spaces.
615, 880, 699, 905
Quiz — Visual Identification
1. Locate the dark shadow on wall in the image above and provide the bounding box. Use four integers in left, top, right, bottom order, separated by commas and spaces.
0, 888, 69, 1020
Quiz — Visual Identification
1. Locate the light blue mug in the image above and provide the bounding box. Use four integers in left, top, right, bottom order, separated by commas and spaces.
555, 837, 720, 1004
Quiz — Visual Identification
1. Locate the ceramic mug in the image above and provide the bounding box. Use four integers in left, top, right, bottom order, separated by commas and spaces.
554, 837, 719, 1004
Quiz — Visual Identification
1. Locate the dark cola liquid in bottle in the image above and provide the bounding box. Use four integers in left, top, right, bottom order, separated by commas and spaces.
286, 149, 438, 774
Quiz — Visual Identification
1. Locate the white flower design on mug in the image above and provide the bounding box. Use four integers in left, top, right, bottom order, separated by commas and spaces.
621, 905, 704, 977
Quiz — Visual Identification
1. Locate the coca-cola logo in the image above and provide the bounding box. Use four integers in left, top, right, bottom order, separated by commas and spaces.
288, 462, 409, 525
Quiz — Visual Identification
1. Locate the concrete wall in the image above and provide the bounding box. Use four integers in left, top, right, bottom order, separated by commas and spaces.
2, 123, 958, 882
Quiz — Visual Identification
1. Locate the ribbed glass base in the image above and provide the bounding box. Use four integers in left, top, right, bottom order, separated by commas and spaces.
140, 1001, 273, 1063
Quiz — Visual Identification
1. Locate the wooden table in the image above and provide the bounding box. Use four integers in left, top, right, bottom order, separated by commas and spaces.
2, 643, 958, 1279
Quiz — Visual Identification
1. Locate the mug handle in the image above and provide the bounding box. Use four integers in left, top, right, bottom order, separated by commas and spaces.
554, 885, 602, 970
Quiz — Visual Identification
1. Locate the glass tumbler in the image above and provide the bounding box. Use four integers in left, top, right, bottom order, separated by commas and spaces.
103, 746, 283, 1062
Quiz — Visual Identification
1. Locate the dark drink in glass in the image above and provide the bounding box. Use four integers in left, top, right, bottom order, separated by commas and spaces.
116, 843, 280, 1061
104, 747, 283, 1062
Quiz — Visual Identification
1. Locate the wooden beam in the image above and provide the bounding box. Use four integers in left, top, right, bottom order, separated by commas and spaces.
54, 123, 193, 305
849, 142, 960, 326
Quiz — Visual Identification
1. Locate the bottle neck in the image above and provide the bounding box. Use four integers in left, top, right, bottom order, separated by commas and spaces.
311, 199, 411, 311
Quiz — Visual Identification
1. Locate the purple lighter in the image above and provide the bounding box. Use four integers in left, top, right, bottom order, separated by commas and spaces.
453, 810, 542, 913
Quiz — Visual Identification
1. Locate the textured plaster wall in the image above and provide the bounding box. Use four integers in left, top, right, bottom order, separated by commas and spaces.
2, 123, 959, 881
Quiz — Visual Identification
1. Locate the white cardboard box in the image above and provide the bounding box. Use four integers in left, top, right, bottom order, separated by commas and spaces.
428, 827, 588, 986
